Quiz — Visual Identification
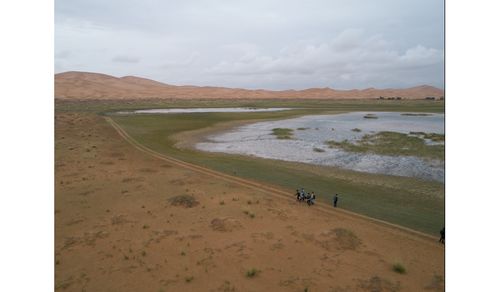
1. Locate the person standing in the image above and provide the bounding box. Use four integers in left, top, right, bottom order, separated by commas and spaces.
333, 194, 338, 208
439, 227, 445, 244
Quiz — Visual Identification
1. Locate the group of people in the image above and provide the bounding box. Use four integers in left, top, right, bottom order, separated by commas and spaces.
296, 188, 316, 205
295, 188, 340, 208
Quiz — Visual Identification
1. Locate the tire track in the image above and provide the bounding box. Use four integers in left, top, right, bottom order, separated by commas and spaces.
105, 116, 442, 246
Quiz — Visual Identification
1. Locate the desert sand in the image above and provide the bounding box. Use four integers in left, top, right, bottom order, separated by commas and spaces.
55, 71, 444, 100
55, 111, 444, 291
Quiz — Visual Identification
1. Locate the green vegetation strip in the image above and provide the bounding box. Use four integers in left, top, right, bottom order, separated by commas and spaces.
326, 131, 444, 160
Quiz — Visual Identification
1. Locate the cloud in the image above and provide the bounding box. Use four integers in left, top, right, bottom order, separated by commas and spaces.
206, 29, 443, 89
160, 52, 200, 69
112, 55, 140, 63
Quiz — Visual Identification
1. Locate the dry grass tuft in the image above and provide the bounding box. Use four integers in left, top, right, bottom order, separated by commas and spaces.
334, 228, 362, 250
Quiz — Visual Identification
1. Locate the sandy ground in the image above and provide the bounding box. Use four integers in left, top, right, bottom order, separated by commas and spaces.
55, 112, 444, 291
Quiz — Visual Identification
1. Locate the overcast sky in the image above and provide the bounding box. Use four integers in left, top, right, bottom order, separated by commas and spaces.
55, 0, 444, 90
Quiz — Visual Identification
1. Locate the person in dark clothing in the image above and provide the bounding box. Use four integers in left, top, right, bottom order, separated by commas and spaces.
439, 227, 445, 244
307, 192, 316, 206
296, 189, 301, 201
333, 194, 338, 207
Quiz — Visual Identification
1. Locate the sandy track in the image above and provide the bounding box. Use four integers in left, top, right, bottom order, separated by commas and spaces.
105, 116, 442, 246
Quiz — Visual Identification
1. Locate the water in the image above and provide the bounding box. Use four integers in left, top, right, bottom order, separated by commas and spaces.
116, 107, 292, 114
196, 112, 445, 182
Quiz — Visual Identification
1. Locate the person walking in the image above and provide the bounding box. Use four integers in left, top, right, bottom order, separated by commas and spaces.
333, 194, 338, 208
439, 227, 445, 244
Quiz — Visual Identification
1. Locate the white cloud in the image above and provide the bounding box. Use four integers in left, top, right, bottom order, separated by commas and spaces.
112, 55, 140, 63
206, 30, 443, 89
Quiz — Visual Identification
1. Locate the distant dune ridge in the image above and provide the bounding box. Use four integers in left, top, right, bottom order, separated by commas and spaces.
55, 71, 444, 100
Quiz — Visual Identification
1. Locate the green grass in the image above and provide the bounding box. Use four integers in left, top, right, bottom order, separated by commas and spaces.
271, 128, 294, 139
326, 131, 444, 160
57, 99, 444, 235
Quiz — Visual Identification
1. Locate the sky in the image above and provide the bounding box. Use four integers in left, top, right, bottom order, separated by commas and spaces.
55, 0, 444, 90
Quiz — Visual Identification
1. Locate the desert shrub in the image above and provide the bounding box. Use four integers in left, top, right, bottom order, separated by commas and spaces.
392, 263, 406, 274
169, 195, 199, 208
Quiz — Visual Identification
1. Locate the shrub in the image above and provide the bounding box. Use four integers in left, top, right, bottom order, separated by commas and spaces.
169, 195, 199, 208
392, 263, 406, 274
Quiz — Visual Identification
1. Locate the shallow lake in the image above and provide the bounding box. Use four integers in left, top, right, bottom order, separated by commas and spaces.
196, 112, 445, 182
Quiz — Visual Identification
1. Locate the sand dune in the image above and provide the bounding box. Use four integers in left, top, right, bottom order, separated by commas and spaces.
55, 71, 444, 100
